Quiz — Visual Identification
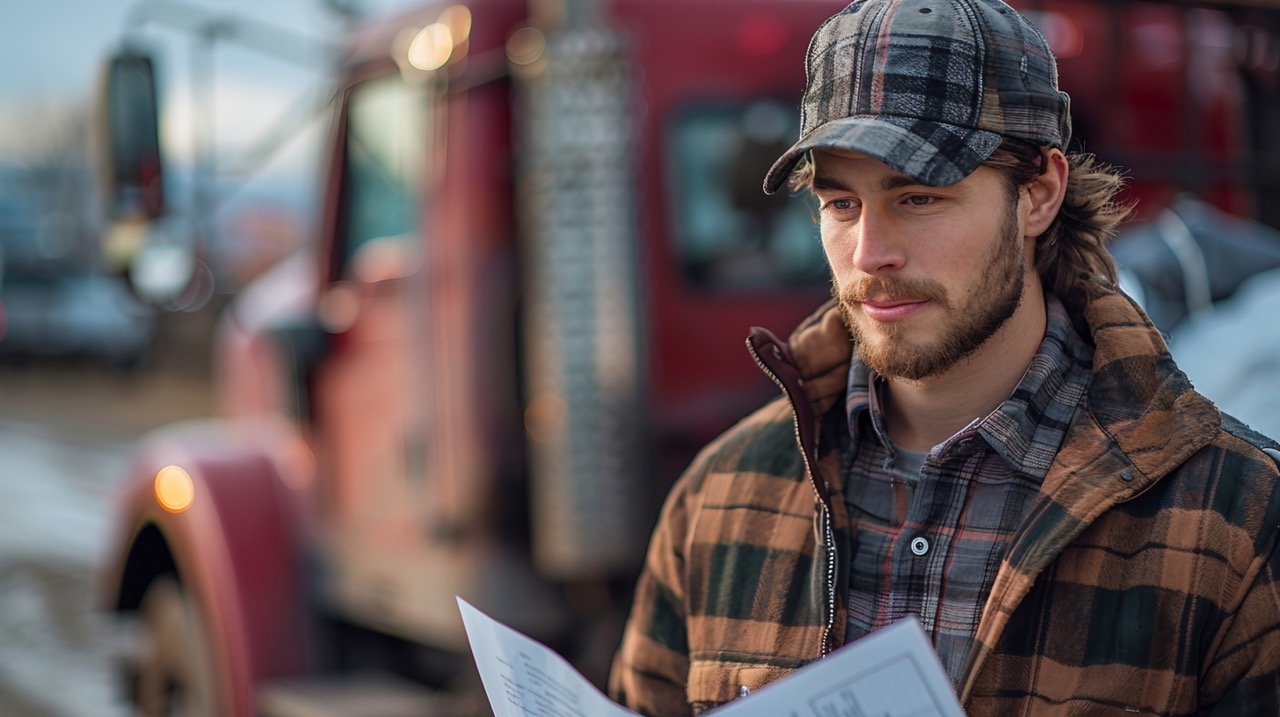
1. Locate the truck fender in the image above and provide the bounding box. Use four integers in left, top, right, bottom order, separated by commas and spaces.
99, 417, 315, 717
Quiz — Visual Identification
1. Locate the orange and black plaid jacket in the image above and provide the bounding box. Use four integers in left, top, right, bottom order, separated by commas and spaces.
609, 281, 1280, 716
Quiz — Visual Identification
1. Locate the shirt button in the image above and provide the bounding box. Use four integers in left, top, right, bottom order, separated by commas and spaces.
910, 536, 930, 556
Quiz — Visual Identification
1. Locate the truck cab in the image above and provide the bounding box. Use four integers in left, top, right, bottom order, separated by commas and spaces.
100, 1, 834, 713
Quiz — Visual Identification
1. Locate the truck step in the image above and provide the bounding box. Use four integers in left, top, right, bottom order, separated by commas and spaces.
258, 673, 482, 717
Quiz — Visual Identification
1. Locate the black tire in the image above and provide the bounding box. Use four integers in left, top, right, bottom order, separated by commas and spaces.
133, 577, 222, 717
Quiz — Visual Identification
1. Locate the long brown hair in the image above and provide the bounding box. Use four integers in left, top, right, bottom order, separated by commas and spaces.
983, 138, 1133, 314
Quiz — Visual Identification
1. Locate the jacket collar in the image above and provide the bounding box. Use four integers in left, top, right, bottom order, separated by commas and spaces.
784, 298, 852, 418
1072, 279, 1220, 486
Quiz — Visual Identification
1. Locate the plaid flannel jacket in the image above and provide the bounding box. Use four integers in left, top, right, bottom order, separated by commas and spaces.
609, 280, 1280, 716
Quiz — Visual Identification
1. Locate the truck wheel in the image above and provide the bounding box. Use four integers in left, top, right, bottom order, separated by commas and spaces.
134, 577, 222, 717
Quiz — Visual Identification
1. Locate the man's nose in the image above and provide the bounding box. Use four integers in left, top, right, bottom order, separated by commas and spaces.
851, 209, 907, 275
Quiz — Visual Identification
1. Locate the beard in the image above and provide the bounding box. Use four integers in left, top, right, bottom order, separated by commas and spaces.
836, 206, 1027, 381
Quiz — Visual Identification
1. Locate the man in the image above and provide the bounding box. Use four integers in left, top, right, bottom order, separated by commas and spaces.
609, 0, 1280, 714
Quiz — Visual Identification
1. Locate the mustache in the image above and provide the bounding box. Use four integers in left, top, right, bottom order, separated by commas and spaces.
834, 275, 949, 307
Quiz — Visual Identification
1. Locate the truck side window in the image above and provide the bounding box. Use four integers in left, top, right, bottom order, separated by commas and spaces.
667, 100, 826, 291
338, 75, 427, 280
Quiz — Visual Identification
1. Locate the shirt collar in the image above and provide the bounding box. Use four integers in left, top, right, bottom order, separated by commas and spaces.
845, 294, 1092, 481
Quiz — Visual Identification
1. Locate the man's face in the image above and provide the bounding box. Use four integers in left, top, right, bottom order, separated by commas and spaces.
811, 150, 1032, 381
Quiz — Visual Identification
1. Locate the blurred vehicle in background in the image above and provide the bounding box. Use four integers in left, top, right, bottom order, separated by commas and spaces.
1169, 262, 1280, 441
0, 192, 154, 369
1112, 194, 1280, 440
90, 0, 1280, 715
96, 1, 830, 714
1112, 194, 1280, 336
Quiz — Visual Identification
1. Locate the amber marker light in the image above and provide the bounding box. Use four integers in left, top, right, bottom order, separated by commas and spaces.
154, 465, 195, 514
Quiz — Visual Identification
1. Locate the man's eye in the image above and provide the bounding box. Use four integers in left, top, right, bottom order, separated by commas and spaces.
905, 195, 936, 207
828, 199, 857, 211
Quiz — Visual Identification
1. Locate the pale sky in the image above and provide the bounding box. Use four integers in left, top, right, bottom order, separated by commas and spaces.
0, 0, 419, 208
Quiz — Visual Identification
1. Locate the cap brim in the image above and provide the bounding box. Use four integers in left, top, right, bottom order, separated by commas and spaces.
763, 115, 1003, 194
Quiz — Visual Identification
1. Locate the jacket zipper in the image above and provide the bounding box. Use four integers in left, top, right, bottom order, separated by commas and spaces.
746, 338, 839, 657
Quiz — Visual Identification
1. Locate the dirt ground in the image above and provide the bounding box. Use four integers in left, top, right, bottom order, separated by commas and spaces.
0, 362, 216, 439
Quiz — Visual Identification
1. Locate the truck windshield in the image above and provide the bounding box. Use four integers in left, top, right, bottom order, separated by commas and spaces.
667, 100, 827, 292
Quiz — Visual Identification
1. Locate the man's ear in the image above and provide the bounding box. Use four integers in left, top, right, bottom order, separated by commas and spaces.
1022, 148, 1069, 238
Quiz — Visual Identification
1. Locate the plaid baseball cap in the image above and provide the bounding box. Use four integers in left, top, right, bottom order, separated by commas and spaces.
763, 0, 1072, 193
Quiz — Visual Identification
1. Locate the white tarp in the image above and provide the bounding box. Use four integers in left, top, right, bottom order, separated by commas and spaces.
1170, 266, 1280, 443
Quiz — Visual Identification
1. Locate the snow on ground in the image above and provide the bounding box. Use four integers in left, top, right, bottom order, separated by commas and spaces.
0, 366, 214, 716
0, 418, 132, 717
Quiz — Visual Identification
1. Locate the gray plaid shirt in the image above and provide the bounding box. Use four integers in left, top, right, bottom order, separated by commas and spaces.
842, 294, 1092, 685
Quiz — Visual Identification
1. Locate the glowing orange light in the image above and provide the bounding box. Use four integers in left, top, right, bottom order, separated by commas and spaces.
154, 465, 195, 514
439, 5, 472, 45
409, 23, 454, 71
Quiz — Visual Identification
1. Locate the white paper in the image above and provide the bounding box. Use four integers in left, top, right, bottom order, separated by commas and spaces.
709, 619, 965, 717
458, 597, 640, 717
458, 597, 964, 717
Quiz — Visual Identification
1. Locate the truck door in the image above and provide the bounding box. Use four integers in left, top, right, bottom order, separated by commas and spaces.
308, 69, 439, 638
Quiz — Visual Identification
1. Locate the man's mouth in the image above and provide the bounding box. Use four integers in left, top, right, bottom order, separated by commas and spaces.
858, 299, 931, 322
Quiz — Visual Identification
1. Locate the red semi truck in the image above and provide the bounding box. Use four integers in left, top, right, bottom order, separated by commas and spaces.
95, 0, 1280, 714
